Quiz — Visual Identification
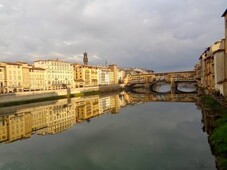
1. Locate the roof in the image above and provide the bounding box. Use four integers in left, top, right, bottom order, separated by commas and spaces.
4, 62, 21, 66
34, 59, 65, 63
29, 67, 45, 71
222, 9, 227, 17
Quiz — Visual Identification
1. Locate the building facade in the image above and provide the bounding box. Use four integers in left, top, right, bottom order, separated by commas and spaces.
98, 67, 110, 85
0, 63, 5, 93
73, 64, 99, 87
17, 62, 30, 91
0, 62, 23, 93
194, 9, 227, 96
29, 67, 45, 91
34, 59, 74, 90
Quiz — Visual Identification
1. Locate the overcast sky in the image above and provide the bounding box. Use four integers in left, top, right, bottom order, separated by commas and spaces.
0, 0, 226, 71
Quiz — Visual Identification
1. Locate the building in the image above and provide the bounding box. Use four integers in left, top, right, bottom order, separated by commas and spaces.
98, 67, 110, 85
73, 64, 99, 87
29, 67, 45, 91
0, 61, 46, 93
195, 40, 225, 93
194, 9, 227, 97
118, 69, 126, 84
33, 59, 74, 90
83, 52, 88, 65
0, 62, 23, 93
17, 62, 30, 91
109, 64, 118, 84
194, 62, 202, 87
0, 63, 6, 93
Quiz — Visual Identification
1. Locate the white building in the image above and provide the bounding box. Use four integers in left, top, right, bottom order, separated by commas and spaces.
33, 59, 74, 89
98, 68, 110, 85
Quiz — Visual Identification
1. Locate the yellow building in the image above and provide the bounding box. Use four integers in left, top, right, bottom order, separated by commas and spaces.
0, 63, 6, 93
109, 64, 118, 84
196, 39, 227, 94
73, 64, 99, 87
0, 61, 44, 93
34, 59, 74, 90
194, 62, 202, 87
196, 40, 224, 92
29, 67, 45, 91
202, 48, 215, 91
17, 62, 30, 91
194, 10, 227, 97
0, 62, 23, 93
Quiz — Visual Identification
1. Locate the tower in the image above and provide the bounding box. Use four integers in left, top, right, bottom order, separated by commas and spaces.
109, 64, 118, 84
221, 9, 227, 96
222, 9, 227, 55
83, 52, 88, 65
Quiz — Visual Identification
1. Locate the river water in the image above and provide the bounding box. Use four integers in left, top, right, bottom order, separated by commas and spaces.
0, 91, 216, 170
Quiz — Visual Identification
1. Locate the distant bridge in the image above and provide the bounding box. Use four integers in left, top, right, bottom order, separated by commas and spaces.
126, 71, 197, 93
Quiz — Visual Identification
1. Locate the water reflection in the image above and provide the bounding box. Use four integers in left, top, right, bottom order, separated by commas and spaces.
0, 94, 124, 143
151, 82, 196, 94
177, 83, 196, 93
153, 84, 171, 93
0, 91, 216, 170
0, 92, 199, 144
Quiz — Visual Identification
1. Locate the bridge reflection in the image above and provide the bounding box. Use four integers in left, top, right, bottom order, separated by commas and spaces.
150, 81, 197, 94
127, 90, 197, 103
0, 91, 198, 144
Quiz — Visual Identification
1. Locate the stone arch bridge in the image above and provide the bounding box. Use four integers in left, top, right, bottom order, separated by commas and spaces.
126, 71, 197, 93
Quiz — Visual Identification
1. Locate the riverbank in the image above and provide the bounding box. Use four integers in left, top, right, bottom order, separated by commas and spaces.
200, 95, 227, 170
0, 84, 125, 107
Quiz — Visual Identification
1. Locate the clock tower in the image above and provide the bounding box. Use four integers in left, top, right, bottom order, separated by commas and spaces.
83, 52, 88, 65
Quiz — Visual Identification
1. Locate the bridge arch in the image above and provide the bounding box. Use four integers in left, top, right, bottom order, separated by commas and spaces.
149, 81, 171, 94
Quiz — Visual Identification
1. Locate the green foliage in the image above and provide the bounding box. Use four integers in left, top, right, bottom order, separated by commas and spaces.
202, 95, 227, 169
202, 95, 221, 112
216, 157, 227, 170
209, 123, 227, 156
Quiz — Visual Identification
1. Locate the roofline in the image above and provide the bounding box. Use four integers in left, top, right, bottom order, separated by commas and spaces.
222, 9, 227, 17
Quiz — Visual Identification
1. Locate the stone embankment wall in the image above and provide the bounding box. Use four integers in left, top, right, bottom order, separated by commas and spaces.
0, 84, 125, 105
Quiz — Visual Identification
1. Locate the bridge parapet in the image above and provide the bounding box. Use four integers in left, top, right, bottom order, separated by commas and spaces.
172, 77, 196, 81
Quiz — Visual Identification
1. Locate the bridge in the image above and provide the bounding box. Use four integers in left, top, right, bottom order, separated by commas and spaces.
126, 71, 196, 93
126, 92, 197, 103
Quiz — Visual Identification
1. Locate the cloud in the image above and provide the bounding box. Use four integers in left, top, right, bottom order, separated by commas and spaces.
0, 0, 226, 71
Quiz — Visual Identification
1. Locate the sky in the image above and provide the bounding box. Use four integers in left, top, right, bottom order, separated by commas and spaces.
0, 0, 226, 72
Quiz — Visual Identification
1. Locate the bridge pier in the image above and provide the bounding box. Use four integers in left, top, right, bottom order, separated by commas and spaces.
170, 79, 176, 94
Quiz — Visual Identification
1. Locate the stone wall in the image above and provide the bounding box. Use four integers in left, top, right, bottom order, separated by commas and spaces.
0, 84, 125, 104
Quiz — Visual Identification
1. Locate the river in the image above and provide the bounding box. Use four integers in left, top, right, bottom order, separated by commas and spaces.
0, 91, 216, 170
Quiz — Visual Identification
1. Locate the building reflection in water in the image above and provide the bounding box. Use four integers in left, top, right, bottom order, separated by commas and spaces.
0, 91, 197, 144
